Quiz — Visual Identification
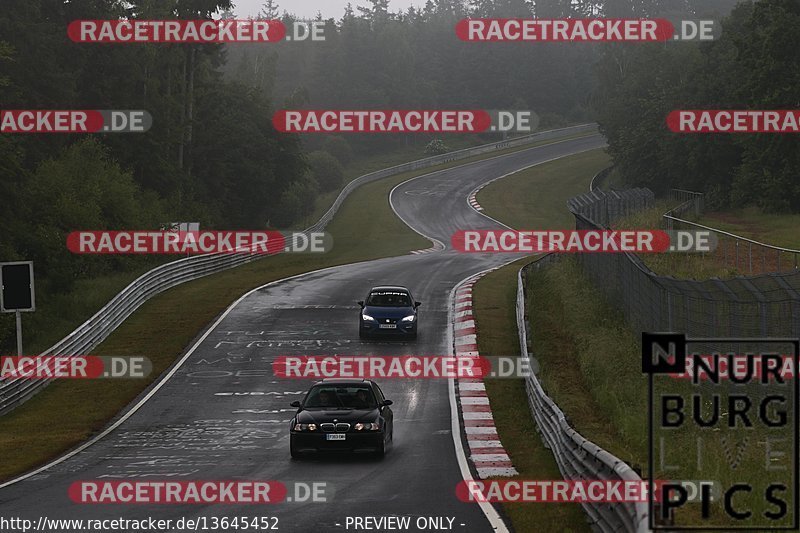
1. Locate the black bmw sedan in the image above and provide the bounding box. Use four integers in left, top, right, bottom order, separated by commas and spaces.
289, 379, 394, 458
358, 285, 421, 339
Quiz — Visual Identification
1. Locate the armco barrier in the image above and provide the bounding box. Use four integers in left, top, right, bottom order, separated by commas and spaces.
517, 257, 649, 533
308, 123, 597, 232
0, 123, 598, 416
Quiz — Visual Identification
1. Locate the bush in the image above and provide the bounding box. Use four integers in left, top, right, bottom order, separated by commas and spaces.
307, 151, 345, 192
272, 176, 319, 228
424, 139, 448, 155
321, 136, 354, 167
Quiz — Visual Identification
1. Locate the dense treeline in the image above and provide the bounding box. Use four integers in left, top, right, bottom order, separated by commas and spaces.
0, 1, 308, 286
0, 0, 743, 351
0, 0, 311, 350
225, 0, 601, 153
593, 0, 799, 211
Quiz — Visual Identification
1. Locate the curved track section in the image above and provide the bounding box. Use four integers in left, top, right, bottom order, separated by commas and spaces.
0, 134, 605, 532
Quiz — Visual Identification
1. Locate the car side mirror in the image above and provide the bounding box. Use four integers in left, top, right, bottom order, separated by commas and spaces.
382, 400, 393, 406
290, 400, 302, 408
414, 301, 421, 308
357, 300, 364, 307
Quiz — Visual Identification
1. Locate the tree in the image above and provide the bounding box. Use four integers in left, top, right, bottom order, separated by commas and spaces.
307, 151, 345, 192
259, 0, 280, 19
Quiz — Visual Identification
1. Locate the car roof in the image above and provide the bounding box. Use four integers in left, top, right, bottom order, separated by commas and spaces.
318, 378, 371, 385
369, 286, 410, 292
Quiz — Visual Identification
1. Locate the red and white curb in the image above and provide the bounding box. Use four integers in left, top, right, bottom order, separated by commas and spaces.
410, 246, 438, 255
453, 271, 518, 478
410, 240, 446, 255
467, 187, 485, 212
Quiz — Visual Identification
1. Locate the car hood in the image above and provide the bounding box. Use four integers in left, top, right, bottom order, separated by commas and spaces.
362, 306, 414, 319
295, 408, 379, 423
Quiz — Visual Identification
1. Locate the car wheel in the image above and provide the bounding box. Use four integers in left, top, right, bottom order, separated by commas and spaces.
359, 329, 367, 340
374, 437, 386, 458
408, 330, 417, 340
290, 440, 302, 460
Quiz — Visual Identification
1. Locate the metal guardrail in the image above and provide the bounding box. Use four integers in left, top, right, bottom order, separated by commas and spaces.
0, 123, 598, 416
662, 189, 800, 274
589, 166, 614, 192
309, 123, 598, 232
517, 257, 649, 533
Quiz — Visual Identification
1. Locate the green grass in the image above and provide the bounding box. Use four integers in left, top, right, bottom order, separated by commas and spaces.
471, 149, 615, 532
0, 130, 591, 482
0, 261, 167, 358
476, 149, 795, 527
699, 206, 800, 250
525, 259, 645, 464
614, 201, 740, 280
473, 258, 592, 533
303, 129, 599, 228
525, 258, 794, 528
477, 148, 611, 229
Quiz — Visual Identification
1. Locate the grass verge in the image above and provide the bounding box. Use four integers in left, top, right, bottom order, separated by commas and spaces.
479, 151, 790, 526
614, 202, 740, 280
699, 206, 800, 249
524, 259, 782, 527
477, 148, 610, 229
304, 129, 599, 227
471, 148, 613, 532
473, 259, 592, 533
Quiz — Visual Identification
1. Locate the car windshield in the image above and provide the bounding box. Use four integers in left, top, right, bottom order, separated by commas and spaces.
303, 385, 378, 409
366, 291, 411, 307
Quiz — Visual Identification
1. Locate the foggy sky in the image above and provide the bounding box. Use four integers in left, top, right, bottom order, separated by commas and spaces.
233, 0, 419, 20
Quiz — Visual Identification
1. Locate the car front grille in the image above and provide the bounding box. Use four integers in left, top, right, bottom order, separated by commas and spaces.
320, 423, 351, 432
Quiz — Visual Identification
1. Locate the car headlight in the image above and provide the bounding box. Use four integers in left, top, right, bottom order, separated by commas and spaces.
362, 314, 376, 321
401, 314, 416, 322
293, 423, 317, 431
354, 422, 380, 431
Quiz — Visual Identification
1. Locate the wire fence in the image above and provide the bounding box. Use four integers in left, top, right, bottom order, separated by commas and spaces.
662, 189, 800, 275
567, 188, 800, 339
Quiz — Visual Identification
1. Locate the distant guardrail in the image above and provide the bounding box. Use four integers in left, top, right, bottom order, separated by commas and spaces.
309, 123, 598, 232
0, 123, 598, 416
517, 257, 649, 533
589, 166, 613, 192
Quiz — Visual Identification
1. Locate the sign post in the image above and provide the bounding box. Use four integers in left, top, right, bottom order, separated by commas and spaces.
0, 261, 36, 356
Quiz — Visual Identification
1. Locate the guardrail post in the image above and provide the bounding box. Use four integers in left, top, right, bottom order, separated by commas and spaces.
736, 240, 739, 269
723, 239, 728, 266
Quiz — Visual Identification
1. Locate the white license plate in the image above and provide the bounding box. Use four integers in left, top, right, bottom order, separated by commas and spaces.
379, 324, 397, 329
326, 433, 346, 441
